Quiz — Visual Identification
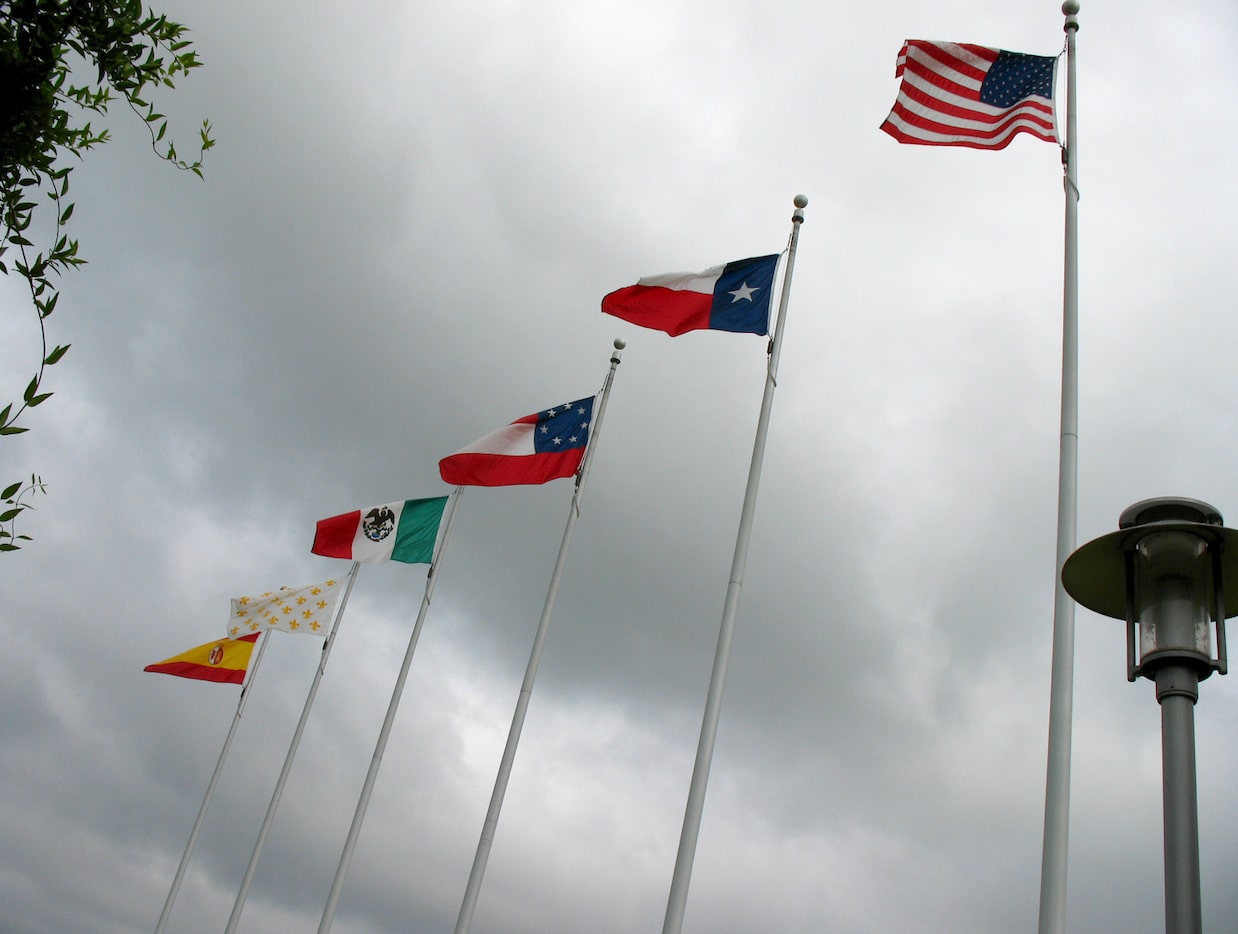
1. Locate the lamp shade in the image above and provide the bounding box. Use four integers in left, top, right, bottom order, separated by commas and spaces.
1061, 500, 1238, 622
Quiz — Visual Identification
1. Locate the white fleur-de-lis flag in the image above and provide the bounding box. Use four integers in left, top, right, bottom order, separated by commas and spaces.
226, 576, 345, 638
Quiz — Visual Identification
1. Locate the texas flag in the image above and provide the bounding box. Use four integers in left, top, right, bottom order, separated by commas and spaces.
601, 254, 780, 337
439, 397, 594, 486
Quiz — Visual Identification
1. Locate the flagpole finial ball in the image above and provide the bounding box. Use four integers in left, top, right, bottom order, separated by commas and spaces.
793, 194, 808, 208
1062, 0, 1079, 15
613, 338, 626, 350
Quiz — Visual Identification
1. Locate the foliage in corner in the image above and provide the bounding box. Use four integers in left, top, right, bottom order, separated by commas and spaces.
0, 0, 213, 548
0, 474, 46, 551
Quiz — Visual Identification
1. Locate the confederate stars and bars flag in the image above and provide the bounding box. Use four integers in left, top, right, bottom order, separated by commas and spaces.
226, 577, 345, 638
439, 397, 595, 487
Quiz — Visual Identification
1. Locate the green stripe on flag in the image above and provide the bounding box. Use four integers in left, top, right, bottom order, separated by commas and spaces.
391, 496, 449, 564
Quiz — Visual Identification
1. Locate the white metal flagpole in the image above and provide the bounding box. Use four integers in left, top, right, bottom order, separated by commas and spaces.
662, 195, 806, 934
1038, 4, 1081, 933
316, 489, 464, 932
453, 339, 625, 934
153, 631, 271, 933
224, 561, 361, 934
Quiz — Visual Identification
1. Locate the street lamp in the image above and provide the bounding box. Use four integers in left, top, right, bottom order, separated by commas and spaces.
1061, 497, 1237, 934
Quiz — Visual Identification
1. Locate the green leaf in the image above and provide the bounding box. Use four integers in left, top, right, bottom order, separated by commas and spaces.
0, 426, 30, 435
0, 509, 21, 523
0, 404, 11, 426
2, 482, 20, 499
23, 376, 39, 402
44, 345, 70, 365
27, 393, 52, 407
0, 544, 20, 553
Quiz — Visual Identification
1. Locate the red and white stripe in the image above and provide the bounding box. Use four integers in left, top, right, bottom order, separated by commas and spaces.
881, 41, 1058, 150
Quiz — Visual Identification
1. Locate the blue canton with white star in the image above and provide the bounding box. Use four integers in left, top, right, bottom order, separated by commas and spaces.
708, 254, 780, 334
532, 397, 593, 454
979, 51, 1055, 107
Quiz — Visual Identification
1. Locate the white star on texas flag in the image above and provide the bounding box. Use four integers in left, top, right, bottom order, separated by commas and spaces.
728, 281, 759, 303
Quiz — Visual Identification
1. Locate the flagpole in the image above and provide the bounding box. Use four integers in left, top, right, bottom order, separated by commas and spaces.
453, 339, 625, 934
224, 562, 361, 934
661, 195, 806, 934
316, 490, 464, 932
1038, 5, 1080, 933
153, 632, 271, 933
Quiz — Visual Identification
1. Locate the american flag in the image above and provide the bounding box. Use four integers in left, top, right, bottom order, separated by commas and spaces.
880, 40, 1058, 150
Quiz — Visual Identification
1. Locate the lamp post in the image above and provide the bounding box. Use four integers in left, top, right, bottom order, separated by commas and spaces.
1061, 498, 1236, 934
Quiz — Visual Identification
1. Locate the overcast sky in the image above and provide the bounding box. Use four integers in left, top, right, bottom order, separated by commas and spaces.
3, 1, 1238, 932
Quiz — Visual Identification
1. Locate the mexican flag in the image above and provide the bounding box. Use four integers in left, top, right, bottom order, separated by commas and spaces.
312, 496, 448, 564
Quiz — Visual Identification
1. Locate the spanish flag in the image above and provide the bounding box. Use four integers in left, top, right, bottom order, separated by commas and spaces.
144, 633, 262, 685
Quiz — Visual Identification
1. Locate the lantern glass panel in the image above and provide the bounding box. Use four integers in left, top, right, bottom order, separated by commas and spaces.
1134, 531, 1212, 662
